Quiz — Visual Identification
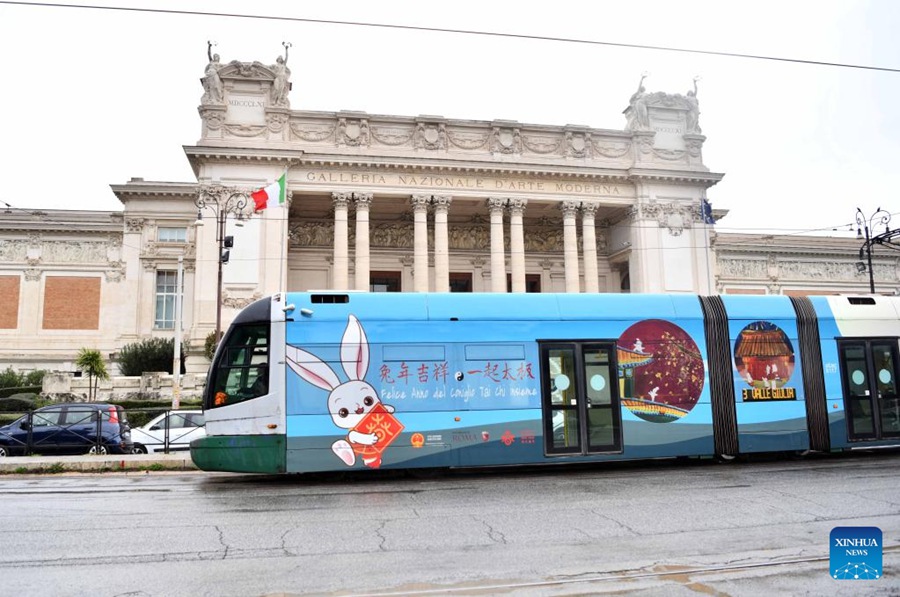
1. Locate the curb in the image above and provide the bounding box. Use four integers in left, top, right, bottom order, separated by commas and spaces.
0, 453, 199, 474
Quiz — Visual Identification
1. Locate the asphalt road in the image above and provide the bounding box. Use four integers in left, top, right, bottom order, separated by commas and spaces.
1, 452, 898, 596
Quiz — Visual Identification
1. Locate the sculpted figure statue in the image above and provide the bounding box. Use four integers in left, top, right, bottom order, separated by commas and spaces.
202, 42, 224, 104
628, 73, 650, 131
271, 42, 292, 107
685, 77, 701, 134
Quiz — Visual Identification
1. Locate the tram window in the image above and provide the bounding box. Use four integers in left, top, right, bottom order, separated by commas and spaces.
584, 349, 611, 406
551, 409, 580, 450
548, 349, 576, 406
588, 409, 614, 446
209, 324, 269, 408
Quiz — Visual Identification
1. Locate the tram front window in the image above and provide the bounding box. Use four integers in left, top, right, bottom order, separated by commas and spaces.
208, 324, 269, 408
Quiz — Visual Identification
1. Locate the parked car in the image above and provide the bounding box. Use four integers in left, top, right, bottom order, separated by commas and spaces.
0, 403, 132, 456
129, 410, 205, 454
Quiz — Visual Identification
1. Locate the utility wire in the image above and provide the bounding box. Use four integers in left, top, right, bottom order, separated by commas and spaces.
3, 1, 900, 73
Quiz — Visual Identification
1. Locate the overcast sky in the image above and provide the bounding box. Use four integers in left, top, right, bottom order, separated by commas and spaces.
1, 0, 897, 238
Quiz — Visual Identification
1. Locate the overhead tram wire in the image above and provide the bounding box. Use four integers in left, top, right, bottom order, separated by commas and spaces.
3, 1, 900, 74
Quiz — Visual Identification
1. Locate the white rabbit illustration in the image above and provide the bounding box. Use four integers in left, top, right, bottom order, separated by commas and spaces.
286, 314, 395, 467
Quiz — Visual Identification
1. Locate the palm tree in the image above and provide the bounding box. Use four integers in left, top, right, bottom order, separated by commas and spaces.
75, 348, 109, 400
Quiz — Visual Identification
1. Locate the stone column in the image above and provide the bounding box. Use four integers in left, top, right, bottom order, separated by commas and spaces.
488, 197, 507, 293
353, 193, 373, 291
561, 200, 580, 293
332, 192, 350, 290
509, 198, 528, 293
411, 194, 431, 292
433, 195, 452, 292
581, 202, 599, 293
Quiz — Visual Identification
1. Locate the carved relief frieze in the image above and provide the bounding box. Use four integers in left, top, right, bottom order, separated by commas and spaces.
339, 118, 371, 146
125, 218, 145, 233
222, 291, 263, 309
41, 241, 108, 263
685, 138, 703, 157
565, 132, 592, 158
142, 259, 158, 272
266, 111, 289, 133
492, 127, 522, 154
448, 225, 489, 250
24, 268, 41, 282
521, 134, 562, 155
0, 240, 28, 262
636, 201, 696, 236
105, 261, 126, 283
224, 60, 270, 78
290, 121, 337, 142
777, 261, 858, 281
524, 227, 565, 252
289, 221, 334, 247
652, 148, 687, 161
718, 258, 768, 279
198, 106, 225, 130
223, 123, 267, 137
372, 223, 415, 249
414, 123, 447, 150
447, 130, 490, 150
592, 139, 631, 158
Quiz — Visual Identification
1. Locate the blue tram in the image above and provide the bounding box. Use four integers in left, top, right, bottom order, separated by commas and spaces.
190, 292, 900, 473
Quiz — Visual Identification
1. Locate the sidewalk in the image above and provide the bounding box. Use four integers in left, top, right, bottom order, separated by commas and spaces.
0, 452, 198, 473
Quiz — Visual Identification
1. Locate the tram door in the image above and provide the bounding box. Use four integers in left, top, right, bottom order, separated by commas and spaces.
541, 342, 622, 455
839, 339, 900, 440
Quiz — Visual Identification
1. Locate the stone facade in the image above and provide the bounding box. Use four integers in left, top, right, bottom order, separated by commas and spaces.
0, 52, 881, 376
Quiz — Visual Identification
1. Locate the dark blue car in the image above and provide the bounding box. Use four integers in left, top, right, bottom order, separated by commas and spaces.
0, 403, 133, 456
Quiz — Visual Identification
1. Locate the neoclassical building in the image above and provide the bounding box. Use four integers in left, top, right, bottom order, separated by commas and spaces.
1, 51, 894, 376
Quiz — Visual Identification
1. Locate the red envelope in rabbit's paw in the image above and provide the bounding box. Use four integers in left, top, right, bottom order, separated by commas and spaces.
351, 403, 404, 467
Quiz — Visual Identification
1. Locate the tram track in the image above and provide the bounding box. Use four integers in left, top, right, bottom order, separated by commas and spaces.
350, 546, 900, 596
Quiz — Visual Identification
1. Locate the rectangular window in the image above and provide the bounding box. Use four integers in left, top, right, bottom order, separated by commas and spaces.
158, 227, 187, 243
154, 271, 179, 329
507, 273, 542, 293
370, 271, 401, 292
449, 272, 473, 293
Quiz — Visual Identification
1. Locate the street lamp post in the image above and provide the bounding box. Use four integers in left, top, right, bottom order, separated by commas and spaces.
855, 207, 891, 294
196, 184, 249, 341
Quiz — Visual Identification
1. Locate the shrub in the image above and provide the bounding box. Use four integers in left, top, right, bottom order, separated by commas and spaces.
118, 338, 186, 376
0, 386, 41, 399
23, 370, 47, 386
0, 396, 36, 412
0, 368, 46, 389
204, 331, 219, 361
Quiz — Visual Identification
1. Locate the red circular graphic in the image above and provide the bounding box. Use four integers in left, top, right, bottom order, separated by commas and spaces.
617, 319, 704, 423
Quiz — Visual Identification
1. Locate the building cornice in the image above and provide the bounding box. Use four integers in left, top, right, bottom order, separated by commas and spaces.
184, 145, 725, 187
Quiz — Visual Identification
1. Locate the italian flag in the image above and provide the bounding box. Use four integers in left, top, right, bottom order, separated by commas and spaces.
251, 173, 286, 211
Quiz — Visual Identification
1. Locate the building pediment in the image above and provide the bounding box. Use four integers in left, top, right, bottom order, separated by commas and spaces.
217, 60, 277, 81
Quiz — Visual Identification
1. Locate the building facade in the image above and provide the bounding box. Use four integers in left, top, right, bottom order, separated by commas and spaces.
1, 52, 893, 376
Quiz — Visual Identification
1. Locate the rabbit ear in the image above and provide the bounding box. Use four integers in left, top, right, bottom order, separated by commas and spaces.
286, 345, 340, 391
340, 314, 370, 381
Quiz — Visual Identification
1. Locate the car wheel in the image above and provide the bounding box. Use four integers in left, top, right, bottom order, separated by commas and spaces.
87, 445, 109, 455
0, 446, 8, 457
131, 444, 147, 455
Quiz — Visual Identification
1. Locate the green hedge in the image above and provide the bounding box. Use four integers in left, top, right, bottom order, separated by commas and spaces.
0, 386, 41, 399
0, 396, 36, 412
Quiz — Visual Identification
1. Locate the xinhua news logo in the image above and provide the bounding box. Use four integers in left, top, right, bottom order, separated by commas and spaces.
830, 526, 882, 580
